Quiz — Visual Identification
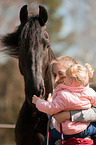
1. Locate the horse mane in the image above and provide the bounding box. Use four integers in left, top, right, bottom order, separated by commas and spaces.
0, 15, 45, 59
0, 24, 23, 58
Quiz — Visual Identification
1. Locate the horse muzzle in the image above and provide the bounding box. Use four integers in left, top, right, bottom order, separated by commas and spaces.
25, 78, 45, 101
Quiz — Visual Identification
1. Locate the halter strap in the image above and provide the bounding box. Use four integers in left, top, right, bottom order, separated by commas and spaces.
47, 115, 64, 145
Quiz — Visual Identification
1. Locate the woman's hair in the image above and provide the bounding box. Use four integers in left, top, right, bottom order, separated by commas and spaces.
51, 56, 78, 71
66, 63, 94, 86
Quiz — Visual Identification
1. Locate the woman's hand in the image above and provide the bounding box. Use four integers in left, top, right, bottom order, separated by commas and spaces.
32, 95, 39, 104
54, 111, 70, 123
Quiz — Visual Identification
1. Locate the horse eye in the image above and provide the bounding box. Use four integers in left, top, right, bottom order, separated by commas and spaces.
46, 45, 50, 49
43, 44, 49, 50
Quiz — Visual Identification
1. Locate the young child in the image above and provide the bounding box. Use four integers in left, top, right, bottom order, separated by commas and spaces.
32, 62, 96, 145
48, 56, 96, 126
51, 57, 96, 124
47, 56, 78, 101
47, 56, 78, 129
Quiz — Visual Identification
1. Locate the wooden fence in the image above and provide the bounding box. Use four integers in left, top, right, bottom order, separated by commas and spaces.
0, 124, 16, 145
0, 124, 15, 128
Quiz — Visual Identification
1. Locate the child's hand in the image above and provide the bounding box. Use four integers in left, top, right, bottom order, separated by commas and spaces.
47, 93, 52, 102
32, 95, 39, 104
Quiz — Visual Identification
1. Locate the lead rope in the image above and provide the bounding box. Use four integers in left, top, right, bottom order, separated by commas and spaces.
60, 123, 64, 145
47, 115, 64, 145
47, 115, 53, 145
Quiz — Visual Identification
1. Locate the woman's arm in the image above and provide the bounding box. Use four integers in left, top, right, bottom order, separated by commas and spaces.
54, 111, 70, 123
54, 107, 96, 123
70, 107, 96, 122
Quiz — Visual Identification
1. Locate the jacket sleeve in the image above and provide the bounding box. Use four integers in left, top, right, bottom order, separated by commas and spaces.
36, 92, 67, 114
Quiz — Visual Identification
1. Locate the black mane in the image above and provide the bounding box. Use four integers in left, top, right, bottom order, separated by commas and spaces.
1, 15, 41, 57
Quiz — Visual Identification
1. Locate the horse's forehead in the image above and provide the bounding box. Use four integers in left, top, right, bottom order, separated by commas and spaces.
19, 17, 50, 57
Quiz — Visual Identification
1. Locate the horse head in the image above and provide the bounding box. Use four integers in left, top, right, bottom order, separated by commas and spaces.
1, 5, 55, 103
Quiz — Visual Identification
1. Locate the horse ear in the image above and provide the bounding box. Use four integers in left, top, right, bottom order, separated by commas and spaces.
20, 5, 28, 24
39, 5, 48, 26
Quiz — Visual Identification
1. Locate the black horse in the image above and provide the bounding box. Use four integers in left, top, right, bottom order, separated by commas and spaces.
0, 5, 56, 145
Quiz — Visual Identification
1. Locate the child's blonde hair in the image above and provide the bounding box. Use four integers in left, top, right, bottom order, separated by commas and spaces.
51, 56, 78, 72
66, 63, 94, 87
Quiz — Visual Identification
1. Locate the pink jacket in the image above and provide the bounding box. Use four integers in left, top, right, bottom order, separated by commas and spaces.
36, 84, 96, 135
